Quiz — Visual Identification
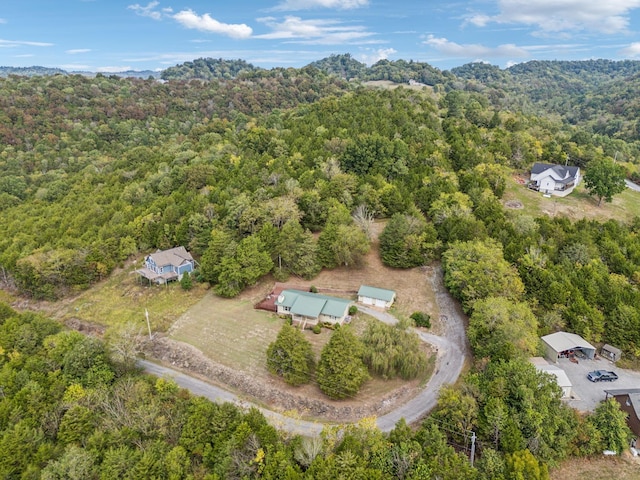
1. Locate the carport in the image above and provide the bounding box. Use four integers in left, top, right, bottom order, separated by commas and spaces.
541, 331, 596, 363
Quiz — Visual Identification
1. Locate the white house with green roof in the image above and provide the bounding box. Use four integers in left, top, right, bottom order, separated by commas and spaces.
274, 289, 352, 328
357, 285, 396, 309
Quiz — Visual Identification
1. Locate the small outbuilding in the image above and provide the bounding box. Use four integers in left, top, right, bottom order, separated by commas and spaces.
601, 344, 622, 362
530, 357, 572, 398
541, 331, 596, 363
357, 285, 396, 309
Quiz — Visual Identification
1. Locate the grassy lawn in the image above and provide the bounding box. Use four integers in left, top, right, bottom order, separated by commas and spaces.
170, 298, 435, 404
51, 264, 208, 332
505, 173, 640, 223
170, 294, 282, 373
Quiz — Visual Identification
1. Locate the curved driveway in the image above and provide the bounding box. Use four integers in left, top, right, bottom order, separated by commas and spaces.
139, 267, 470, 436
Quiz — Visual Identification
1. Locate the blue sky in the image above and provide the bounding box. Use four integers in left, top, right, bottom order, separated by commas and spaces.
3, 0, 640, 72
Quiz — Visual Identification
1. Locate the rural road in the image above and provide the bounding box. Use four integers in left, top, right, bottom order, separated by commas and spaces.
625, 179, 640, 192
139, 267, 470, 436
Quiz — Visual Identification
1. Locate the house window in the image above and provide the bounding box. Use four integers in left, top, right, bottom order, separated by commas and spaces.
627, 399, 632, 407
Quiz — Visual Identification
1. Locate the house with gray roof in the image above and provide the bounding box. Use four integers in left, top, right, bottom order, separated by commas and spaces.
357, 285, 396, 309
136, 246, 195, 284
274, 289, 352, 328
529, 162, 581, 197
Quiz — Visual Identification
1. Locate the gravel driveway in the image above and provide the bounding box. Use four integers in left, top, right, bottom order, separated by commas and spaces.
557, 357, 640, 412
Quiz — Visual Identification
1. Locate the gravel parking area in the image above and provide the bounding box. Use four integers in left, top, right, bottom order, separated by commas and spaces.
556, 357, 640, 412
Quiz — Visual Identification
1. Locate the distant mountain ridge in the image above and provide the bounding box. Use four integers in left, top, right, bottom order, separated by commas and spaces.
0, 65, 160, 79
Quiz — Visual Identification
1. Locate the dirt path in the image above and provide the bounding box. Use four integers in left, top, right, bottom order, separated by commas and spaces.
140, 265, 470, 435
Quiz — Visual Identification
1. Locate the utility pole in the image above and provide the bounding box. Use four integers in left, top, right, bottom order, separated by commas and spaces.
145, 308, 152, 340
470, 431, 476, 466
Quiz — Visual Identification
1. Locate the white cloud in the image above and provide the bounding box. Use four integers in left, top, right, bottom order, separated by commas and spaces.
0, 39, 53, 48
256, 16, 374, 44
0, 18, 7, 24
468, 0, 640, 35
128, 1, 171, 20
96, 66, 133, 73
273, 0, 368, 11
359, 47, 396, 65
173, 9, 252, 39
424, 35, 530, 58
619, 42, 640, 56
60, 64, 92, 70
66, 49, 91, 55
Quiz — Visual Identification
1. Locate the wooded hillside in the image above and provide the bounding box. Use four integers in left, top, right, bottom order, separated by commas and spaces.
2, 57, 640, 477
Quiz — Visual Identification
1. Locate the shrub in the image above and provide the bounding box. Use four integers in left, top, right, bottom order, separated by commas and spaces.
410, 311, 431, 328
348, 305, 358, 315
312, 324, 322, 334
309, 285, 318, 293
180, 272, 193, 290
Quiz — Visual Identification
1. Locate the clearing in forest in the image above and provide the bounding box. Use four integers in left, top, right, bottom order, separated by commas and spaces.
167, 220, 439, 414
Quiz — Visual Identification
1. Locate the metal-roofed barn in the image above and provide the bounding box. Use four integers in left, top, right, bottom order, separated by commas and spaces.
357, 285, 396, 309
541, 331, 596, 363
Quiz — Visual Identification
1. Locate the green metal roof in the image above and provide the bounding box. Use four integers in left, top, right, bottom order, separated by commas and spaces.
357, 285, 396, 302
276, 290, 352, 319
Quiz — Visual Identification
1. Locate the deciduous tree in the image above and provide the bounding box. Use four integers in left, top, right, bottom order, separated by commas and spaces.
584, 157, 626, 206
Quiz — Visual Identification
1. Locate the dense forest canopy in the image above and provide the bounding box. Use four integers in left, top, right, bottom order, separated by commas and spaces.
2, 56, 640, 477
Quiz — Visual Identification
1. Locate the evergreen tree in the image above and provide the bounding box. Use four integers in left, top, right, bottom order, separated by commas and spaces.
317, 326, 369, 399
266, 323, 315, 386
589, 398, 632, 453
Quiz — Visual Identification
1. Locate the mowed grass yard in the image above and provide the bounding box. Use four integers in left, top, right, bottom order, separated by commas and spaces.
505, 173, 640, 222
169, 291, 435, 404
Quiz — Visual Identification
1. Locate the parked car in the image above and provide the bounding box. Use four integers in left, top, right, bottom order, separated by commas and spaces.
587, 370, 619, 382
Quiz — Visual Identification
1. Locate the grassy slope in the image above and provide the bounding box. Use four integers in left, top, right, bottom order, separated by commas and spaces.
504, 173, 640, 222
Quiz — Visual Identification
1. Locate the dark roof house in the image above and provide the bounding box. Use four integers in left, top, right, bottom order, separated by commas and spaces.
529, 162, 581, 197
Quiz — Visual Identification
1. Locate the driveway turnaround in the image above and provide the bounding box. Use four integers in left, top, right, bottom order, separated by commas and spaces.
139, 266, 470, 436
556, 357, 640, 412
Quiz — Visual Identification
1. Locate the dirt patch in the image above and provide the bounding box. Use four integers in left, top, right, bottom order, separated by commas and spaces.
550, 453, 640, 480
505, 200, 524, 209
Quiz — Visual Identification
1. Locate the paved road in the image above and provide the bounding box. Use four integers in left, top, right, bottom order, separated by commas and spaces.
140, 266, 470, 436
625, 179, 640, 192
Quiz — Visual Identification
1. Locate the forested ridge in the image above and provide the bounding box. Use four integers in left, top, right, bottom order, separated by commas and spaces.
1, 57, 640, 477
